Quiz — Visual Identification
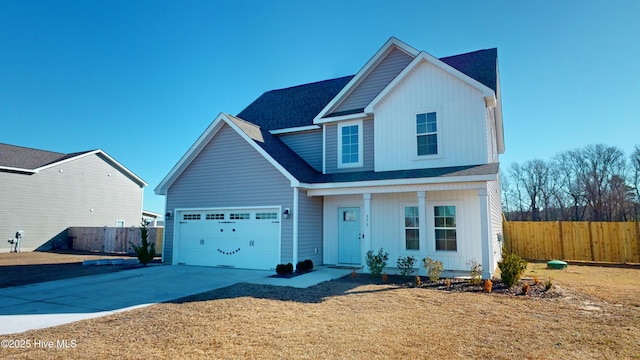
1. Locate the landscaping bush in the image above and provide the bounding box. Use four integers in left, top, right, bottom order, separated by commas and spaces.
467, 259, 482, 285
286, 262, 294, 274
498, 253, 527, 287
130, 220, 155, 266
303, 259, 314, 272
365, 248, 389, 277
296, 261, 312, 273
396, 256, 417, 278
276, 264, 289, 276
423, 257, 443, 282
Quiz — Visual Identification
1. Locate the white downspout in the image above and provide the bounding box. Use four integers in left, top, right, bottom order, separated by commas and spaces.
292, 187, 299, 265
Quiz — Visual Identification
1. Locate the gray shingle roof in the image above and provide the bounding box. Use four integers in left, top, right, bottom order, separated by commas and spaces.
0, 143, 94, 170
234, 48, 499, 184
237, 75, 354, 131
440, 48, 498, 93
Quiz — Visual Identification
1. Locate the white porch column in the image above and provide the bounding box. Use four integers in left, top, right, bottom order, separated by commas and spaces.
363, 193, 372, 264
417, 191, 426, 254
292, 187, 299, 265
478, 187, 493, 279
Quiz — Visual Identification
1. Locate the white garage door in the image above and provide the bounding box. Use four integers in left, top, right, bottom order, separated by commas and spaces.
175, 208, 280, 270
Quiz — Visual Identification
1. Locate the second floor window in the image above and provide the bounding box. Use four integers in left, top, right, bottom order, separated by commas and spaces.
417, 112, 437, 156
338, 120, 363, 167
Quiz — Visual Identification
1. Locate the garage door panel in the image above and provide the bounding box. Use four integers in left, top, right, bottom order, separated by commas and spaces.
176, 208, 280, 270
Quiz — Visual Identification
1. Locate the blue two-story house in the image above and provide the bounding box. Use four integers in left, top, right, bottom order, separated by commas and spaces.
155, 37, 505, 278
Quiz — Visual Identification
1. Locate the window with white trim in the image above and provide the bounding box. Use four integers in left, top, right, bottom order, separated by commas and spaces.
434, 205, 456, 251
404, 206, 419, 251
338, 120, 363, 167
417, 112, 437, 156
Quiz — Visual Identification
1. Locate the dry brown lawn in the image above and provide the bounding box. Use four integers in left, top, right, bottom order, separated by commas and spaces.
1, 253, 639, 359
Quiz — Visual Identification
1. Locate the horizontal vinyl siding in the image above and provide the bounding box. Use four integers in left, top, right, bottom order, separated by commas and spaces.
325, 119, 374, 174
487, 180, 503, 270
0, 155, 143, 251
278, 130, 322, 171
297, 188, 323, 265
374, 59, 490, 171
335, 47, 414, 113
164, 124, 293, 264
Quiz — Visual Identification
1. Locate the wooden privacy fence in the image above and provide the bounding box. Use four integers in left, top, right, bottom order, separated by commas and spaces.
68, 227, 163, 254
504, 221, 640, 263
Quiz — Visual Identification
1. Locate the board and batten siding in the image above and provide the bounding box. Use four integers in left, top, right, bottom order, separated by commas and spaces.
323, 190, 484, 271
277, 130, 322, 171
164, 124, 294, 264
0, 154, 143, 251
325, 118, 374, 173
333, 47, 414, 113
373, 59, 490, 172
296, 188, 323, 264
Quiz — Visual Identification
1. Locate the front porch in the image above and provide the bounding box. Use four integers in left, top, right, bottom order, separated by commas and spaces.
308, 182, 500, 279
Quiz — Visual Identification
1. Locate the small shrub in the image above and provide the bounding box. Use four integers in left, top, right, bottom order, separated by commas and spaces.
467, 259, 482, 285
365, 248, 389, 277
381, 273, 388, 283
484, 279, 493, 293
545, 278, 553, 291
415, 276, 422, 287
303, 259, 314, 272
396, 256, 417, 278
521, 281, 530, 295
276, 264, 287, 276
533, 275, 540, 285
285, 263, 294, 274
498, 253, 527, 287
445, 278, 451, 289
130, 220, 156, 266
423, 257, 444, 282
351, 270, 357, 278
296, 261, 308, 273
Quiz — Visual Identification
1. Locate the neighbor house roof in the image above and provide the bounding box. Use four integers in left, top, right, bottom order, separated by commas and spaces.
0, 143, 147, 186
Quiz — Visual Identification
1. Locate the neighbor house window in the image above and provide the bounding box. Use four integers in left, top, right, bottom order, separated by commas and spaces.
115, 220, 125, 228
417, 112, 437, 156
404, 206, 419, 251
338, 120, 363, 167
434, 205, 456, 251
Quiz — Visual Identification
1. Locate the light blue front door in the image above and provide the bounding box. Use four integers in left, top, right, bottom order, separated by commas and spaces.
338, 207, 361, 264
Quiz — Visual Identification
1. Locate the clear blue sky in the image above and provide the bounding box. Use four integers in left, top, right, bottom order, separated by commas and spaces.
1, 1, 638, 215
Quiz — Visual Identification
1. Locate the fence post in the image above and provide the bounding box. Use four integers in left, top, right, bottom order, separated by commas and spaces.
557, 221, 564, 260
588, 222, 595, 261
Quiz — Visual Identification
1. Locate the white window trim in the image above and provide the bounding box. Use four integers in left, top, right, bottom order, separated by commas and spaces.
430, 202, 459, 253
414, 110, 443, 160
337, 119, 364, 168
115, 220, 125, 227
401, 202, 420, 253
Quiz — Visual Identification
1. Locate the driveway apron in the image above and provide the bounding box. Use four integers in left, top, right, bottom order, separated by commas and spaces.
0, 265, 270, 335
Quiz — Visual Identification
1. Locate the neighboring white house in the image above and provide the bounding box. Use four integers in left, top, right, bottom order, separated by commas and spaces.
0, 143, 147, 252
155, 37, 505, 278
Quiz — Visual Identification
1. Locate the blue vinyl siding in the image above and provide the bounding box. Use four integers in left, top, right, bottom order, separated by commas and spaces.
278, 129, 322, 171
164, 124, 294, 264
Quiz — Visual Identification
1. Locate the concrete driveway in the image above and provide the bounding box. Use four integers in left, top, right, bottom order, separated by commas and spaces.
0, 265, 271, 335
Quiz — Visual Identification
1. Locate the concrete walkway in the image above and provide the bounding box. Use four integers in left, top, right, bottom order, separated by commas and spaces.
0, 265, 352, 335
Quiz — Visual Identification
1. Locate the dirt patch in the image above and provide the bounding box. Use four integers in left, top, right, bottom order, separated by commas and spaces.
0, 251, 152, 288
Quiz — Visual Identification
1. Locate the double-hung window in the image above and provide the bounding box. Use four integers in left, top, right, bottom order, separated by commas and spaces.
404, 206, 420, 251
416, 112, 438, 156
338, 120, 363, 168
434, 205, 457, 251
